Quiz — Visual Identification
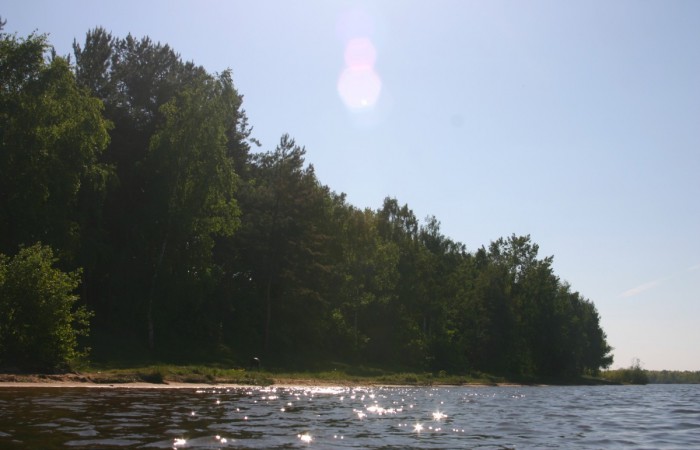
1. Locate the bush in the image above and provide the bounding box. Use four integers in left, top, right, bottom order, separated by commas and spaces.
602, 358, 649, 385
0, 243, 92, 371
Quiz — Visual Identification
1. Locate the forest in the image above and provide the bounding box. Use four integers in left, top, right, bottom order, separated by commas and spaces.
0, 23, 614, 378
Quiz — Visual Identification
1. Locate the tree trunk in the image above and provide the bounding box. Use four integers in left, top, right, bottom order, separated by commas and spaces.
147, 237, 168, 352
264, 276, 272, 354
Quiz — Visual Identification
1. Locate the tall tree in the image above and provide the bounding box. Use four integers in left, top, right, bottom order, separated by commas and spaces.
370, 198, 426, 366
0, 30, 111, 261
142, 71, 241, 351
332, 205, 399, 359
72, 29, 249, 354
233, 135, 330, 360
417, 216, 467, 370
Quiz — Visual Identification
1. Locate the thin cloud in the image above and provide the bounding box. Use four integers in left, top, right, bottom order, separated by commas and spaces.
620, 279, 663, 298
620, 265, 698, 299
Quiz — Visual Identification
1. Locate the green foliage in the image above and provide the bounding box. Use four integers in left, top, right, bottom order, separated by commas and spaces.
602, 358, 649, 385
143, 70, 242, 350
71, 28, 247, 352
0, 244, 92, 371
228, 134, 333, 358
645, 370, 700, 384
0, 27, 615, 379
330, 203, 399, 359
0, 30, 112, 260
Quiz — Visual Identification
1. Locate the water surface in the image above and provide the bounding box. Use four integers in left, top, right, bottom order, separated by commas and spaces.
0, 384, 698, 448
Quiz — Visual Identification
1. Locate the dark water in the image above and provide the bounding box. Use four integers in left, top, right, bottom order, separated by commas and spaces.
0, 384, 698, 449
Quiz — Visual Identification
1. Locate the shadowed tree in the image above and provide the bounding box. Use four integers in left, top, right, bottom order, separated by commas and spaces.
0, 244, 92, 371
0, 30, 111, 262
232, 135, 331, 360
72, 29, 248, 355
142, 71, 241, 351
332, 205, 399, 359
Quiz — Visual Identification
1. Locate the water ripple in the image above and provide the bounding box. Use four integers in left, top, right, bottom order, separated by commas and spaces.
0, 385, 699, 448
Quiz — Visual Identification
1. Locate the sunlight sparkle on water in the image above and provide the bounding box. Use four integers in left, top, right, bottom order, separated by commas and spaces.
3, 385, 694, 448
366, 405, 397, 415
432, 411, 448, 420
298, 433, 313, 443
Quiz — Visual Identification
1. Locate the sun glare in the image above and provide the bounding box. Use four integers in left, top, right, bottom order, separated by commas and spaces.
433, 411, 448, 420
298, 433, 313, 443
344, 37, 377, 67
337, 9, 382, 111
337, 66, 381, 110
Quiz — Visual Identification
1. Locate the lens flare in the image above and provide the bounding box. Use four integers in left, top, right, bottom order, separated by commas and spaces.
337, 66, 381, 110
344, 37, 377, 67
336, 8, 375, 42
336, 7, 383, 112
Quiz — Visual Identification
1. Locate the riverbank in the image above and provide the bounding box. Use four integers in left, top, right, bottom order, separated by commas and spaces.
0, 371, 497, 388
0, 366, 616, 388
0, 373, 363, 388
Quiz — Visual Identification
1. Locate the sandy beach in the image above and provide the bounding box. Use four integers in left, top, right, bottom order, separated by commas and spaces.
0, 373, 395, 389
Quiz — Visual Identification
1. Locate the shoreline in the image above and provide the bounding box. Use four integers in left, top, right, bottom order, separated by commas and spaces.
0, 369, 617, 388
0, 373, 527, 389
0, 381, 526, 389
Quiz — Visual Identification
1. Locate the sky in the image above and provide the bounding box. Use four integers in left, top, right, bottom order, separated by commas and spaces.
4, 0, 699, 371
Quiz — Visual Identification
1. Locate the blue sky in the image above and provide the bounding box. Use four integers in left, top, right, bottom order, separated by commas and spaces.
4, 0, 699, 370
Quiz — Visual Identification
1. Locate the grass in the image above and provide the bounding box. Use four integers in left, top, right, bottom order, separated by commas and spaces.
58, 363, 522, 387
1, 359, 619, 387
81, 364, 275, 385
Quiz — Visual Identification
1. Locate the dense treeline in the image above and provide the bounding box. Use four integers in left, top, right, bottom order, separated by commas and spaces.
646, 371, 700, 384
601, 358, 649, 384
0, 24, 613, 377
602, 359, 700, 384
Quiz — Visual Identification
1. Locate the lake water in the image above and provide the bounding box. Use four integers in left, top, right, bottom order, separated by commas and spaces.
0, 384, 698, 448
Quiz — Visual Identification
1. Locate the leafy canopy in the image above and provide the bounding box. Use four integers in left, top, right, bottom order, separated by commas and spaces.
0, 244, 92, 371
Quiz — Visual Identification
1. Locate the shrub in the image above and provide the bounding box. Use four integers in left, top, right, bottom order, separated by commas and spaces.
0, 243, 92, 371
602, 358, 649, 385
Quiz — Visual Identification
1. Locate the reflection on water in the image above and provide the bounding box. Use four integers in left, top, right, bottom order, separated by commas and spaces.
0, 384, 699, 448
